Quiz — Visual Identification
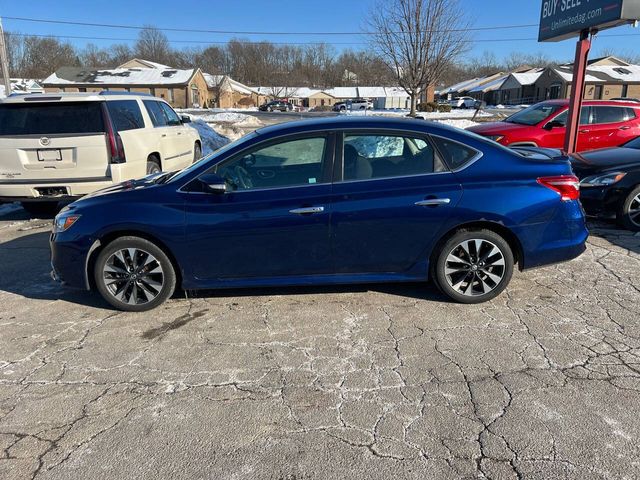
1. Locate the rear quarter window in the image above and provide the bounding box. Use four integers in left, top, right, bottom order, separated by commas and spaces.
431, 136, 480, 171
106, 100, 145, 131
0, 102, 104, 135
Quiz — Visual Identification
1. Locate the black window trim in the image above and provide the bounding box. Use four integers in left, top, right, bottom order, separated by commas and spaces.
181, 131, 336, 194
333, 128, 455, 184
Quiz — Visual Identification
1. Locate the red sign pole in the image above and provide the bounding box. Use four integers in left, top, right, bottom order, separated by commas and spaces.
563, 29, 591, 154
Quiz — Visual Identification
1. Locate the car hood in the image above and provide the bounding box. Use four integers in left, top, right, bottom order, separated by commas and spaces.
466, 121, 530, 135
571, 147, 640, 175
70, 174, 164, 208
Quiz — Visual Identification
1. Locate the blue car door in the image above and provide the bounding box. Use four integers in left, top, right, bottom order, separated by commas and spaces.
181, 133, 335, 282
330, 131, 464, 275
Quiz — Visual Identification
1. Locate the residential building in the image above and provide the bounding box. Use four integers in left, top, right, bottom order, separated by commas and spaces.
0, 78, 45, 98
205, 74, 264, 108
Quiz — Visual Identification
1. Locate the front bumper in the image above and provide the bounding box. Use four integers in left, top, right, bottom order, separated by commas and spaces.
579, 185, 624, 217
50, 232, 95, 290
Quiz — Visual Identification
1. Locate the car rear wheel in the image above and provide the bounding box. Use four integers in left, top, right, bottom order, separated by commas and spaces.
617, 185, 640, 231
146, 156, 161, 175
433, 229, 514, 304
21, 201, 59, 217
94, 236, 176, 312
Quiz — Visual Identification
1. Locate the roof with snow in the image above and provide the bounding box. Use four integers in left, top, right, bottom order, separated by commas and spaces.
509, 69, 545, 86
43, 66, 197, 86
117, 58, 173, 69
468, 75, 508, 93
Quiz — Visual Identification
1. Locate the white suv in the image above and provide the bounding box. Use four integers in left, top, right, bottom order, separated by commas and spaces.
0, 92, 201, 214
449, 96, 477, 109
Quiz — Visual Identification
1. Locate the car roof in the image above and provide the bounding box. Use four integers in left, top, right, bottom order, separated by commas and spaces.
539, 99, 640, 107
253, 115, 464, 137
0, 92, 158, 104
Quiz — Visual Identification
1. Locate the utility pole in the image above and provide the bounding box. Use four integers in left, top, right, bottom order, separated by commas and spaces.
0, 18, 12, 96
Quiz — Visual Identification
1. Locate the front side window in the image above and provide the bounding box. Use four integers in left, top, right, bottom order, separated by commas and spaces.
106, 100, 145, 131
549, 106, 590, 126
215, 136, 328, 191
143, 100, 168, 127
342, 134, 445, 181
159, 102, 181, 126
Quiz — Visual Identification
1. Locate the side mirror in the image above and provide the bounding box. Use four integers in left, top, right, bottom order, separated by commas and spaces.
199, 173, 227, 194
181, 115, 192, 124
543, 120, 564, 131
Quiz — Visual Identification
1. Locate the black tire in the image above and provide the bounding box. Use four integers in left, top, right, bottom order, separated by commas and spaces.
267, 107, 273, 112
432, 229, 514, 304
617, 185, 640, 231
193, 142, 202, 162
94, 236, 177, 312
146, 156, 161, 175
21, 201, 59, 217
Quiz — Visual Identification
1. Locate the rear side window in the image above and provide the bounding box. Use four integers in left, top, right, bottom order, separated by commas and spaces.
342, 134, 445, 181
0, 102, 104, 135
106, 100, 144, 131
143, 100, 168, 127
431, 136, 479, 171
592, 106, 626, 124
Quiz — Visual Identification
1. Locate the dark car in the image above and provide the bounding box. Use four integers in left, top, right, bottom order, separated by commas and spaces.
570, 136, 640, 230
50, 117, 587, 311
259, 100, 293, 112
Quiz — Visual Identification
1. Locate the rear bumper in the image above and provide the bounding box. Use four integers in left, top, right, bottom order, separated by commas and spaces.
514, 201, 589, 270
0, 179, 114, 201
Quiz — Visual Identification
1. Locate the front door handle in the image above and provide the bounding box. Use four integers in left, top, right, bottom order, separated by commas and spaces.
579, 129, 590, 134
289, 206, 325, 215
619, 126, 631, 130
415, 198, 451, 207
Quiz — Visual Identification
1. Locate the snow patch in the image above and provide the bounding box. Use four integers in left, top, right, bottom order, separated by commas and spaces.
433, 119, 481, 129
187, 120, 231, 155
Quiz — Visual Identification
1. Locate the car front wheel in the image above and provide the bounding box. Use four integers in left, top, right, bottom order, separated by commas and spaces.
433, 229, 514, 304
94, 236, 177, 312
617, 185, 640, 231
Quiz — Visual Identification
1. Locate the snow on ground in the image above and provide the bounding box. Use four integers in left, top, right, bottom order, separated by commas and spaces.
186, 120, 231, 155
191, 112, 263, 128
345, 109, 492, 119
432, 119, 480, 129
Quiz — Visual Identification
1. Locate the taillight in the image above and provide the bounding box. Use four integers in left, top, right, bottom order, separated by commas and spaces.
102, 104, 126, 164
537, 175, 580, 201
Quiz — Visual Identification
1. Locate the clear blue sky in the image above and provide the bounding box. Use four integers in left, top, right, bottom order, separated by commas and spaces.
1, 0, 639, 62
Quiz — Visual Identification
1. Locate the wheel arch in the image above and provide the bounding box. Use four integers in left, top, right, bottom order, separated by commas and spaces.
86, 229, 183, 291
148, 152, 162, 170
429, 221, 524, 274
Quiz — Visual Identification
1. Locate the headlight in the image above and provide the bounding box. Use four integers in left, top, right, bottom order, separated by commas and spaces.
485, 135, 504, 142
580, 172, 627, 187
52, 213, 81, 233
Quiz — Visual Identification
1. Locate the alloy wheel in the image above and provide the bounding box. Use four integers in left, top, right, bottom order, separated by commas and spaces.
102, 248, 164, 305
444, 239, 506, 297
627, 193, 640, 227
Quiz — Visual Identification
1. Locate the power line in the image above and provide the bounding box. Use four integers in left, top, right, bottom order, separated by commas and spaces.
6, 31, 640, 47
2, 15, 540, 35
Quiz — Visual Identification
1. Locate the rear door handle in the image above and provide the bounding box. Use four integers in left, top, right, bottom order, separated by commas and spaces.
415, 198, 451, 207
619, 126, 631, 130
161, 134, 167, 137
579, 129, 590, 133
289, 206, 325, 215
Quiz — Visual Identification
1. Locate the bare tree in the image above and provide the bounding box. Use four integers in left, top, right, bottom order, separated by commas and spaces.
135, 26, 171, 65
368, 0, 469, 115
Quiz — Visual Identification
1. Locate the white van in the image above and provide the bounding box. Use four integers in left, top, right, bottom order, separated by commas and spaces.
0, 92, 201, 214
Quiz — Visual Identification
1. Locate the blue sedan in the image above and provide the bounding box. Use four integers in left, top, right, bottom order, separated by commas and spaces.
50, 117, 588, 311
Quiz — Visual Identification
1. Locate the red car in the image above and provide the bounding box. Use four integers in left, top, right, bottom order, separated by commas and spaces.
468, 100, 640, 152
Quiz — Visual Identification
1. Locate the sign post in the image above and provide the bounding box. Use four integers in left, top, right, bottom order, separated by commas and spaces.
539, 0, 640, 154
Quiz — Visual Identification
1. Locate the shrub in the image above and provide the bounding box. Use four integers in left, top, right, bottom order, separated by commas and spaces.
417, 102, 433, 113
311, 105, 333, 112
437, 104, 452, 113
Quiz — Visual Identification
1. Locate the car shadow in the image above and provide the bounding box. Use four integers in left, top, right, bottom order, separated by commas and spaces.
0, 230, 450, 309
587, 218, 640, 255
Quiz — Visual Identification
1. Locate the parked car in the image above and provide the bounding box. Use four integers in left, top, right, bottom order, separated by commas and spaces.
50, 117, 587, 311
332, 98, 374, 111
611, 97, 640, 103
467, 100, 640, 152
571, 136, 640, 230
0, 92, 201, 215
259, 100, 293, 112
449, 96, 476, 109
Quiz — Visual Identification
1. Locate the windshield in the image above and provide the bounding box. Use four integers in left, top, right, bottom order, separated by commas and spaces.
505, 103, 565, 126
623, 136, 640, 149
166, 131, 259, 184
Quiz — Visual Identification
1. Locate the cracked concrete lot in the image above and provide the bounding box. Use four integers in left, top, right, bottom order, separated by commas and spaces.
1, 208, 639, 480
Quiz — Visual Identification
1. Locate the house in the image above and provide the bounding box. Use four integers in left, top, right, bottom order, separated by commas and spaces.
0, 78, 45, 98
205, 74, 264, 108
498, 68, 545, 105
42, 64, 210, 108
